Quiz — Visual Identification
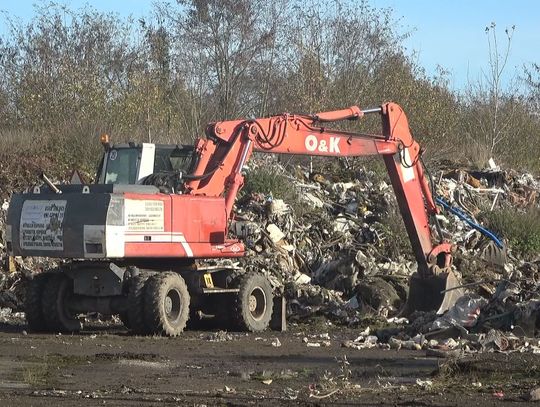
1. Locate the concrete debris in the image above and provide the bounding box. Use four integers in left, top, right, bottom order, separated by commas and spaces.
271, 337, 281, 347
266, 224, 285, 243
526, 387, 540, 402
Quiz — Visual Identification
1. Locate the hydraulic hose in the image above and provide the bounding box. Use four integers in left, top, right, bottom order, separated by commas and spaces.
435, 197, 504, 249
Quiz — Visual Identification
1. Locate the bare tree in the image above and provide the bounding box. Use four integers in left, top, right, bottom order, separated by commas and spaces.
162, 0, 283, 121
461, 23, 516, 166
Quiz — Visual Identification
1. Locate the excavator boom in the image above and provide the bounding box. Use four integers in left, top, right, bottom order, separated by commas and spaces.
186, 102, 462, 313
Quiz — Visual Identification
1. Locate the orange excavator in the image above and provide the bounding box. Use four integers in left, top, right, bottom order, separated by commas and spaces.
6, 102, 461, 335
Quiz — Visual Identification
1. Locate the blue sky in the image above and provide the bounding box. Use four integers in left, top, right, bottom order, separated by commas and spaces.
0, 0, 538, 91
372, 0, 540, 90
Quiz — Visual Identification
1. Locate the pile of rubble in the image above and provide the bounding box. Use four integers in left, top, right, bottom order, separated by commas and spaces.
225, 156, 540, 349
0, 155, 539, 351
0, 199, 58, 312
227, 160, 415, 324
0, 200, 18, 310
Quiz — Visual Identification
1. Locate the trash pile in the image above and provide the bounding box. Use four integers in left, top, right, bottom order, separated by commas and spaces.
228, 160, 416, 324
0, 199, 58, 312
0, 154, 539, 350
225, 156, 540, 346
0, 200, 19, 310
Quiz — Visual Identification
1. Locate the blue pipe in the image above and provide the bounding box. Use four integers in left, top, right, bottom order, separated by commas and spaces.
435, 197, 504, 249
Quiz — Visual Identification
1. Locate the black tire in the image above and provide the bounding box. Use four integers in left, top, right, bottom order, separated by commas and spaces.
127, 274, 150, 335
119, 312, 131, 329
41, 274, 82, 333
25, 273, 51, 332
144, 272, 190, 337
232, 273, 273, 332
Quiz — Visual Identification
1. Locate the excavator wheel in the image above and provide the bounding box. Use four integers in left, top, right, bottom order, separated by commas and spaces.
119, 312, 131, 329
232, 272, 273, 332
127, 274, 151, 335
403, 269, 463, 315
41, 274, 82, 333
143, 272, 190, 337
25, 273, 51, 332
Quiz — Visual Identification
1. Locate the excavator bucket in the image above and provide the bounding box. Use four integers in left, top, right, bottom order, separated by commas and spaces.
402, 269, 464, 316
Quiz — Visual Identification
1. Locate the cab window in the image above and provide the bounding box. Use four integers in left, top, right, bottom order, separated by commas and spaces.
104, 148, 139, 184
154, 147, 193, 173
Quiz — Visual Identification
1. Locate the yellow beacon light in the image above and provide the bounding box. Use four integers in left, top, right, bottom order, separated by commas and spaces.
100, 133, 110, 149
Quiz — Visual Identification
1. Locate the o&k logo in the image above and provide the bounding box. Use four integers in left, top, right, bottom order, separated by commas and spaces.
304, 135, 341, 154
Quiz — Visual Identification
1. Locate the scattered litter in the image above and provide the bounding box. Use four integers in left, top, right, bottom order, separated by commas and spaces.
389, 337, 421, 351
415, 379, 433, 389
283, 387, 299, 400
387, 317, 409, 324
493, 390, 504, 399
206, 331, 234, 342
266, 224, 285, 243
431, 294, 487, 330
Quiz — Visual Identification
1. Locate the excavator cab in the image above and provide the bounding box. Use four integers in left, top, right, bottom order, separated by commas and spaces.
96, 142, 194, 185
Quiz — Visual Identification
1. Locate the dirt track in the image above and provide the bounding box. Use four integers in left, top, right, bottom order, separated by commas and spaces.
0, 319, 537, 406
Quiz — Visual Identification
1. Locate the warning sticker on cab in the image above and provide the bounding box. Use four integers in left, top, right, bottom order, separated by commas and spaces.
20, 200, 66, 250
125, 199, 164, 232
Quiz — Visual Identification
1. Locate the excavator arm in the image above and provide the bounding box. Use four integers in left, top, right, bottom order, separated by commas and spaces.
186, 102, 461, 312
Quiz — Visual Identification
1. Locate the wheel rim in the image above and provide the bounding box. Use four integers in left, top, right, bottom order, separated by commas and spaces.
248, 287, 266, 321
164, 288, 182, 322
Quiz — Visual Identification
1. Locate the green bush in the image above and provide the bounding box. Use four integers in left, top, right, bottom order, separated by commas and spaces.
482, 207, 540, 258
242, 167, 298, 203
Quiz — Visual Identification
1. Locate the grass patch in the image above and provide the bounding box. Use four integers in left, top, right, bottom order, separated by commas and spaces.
482, 206, 540, 258
22, 363, 50, 387
435, 355, 540, 389
19, 354, 87, 387
376, 209, 413, 259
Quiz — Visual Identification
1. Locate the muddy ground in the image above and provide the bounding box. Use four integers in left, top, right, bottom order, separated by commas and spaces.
0, 319, 537, 406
